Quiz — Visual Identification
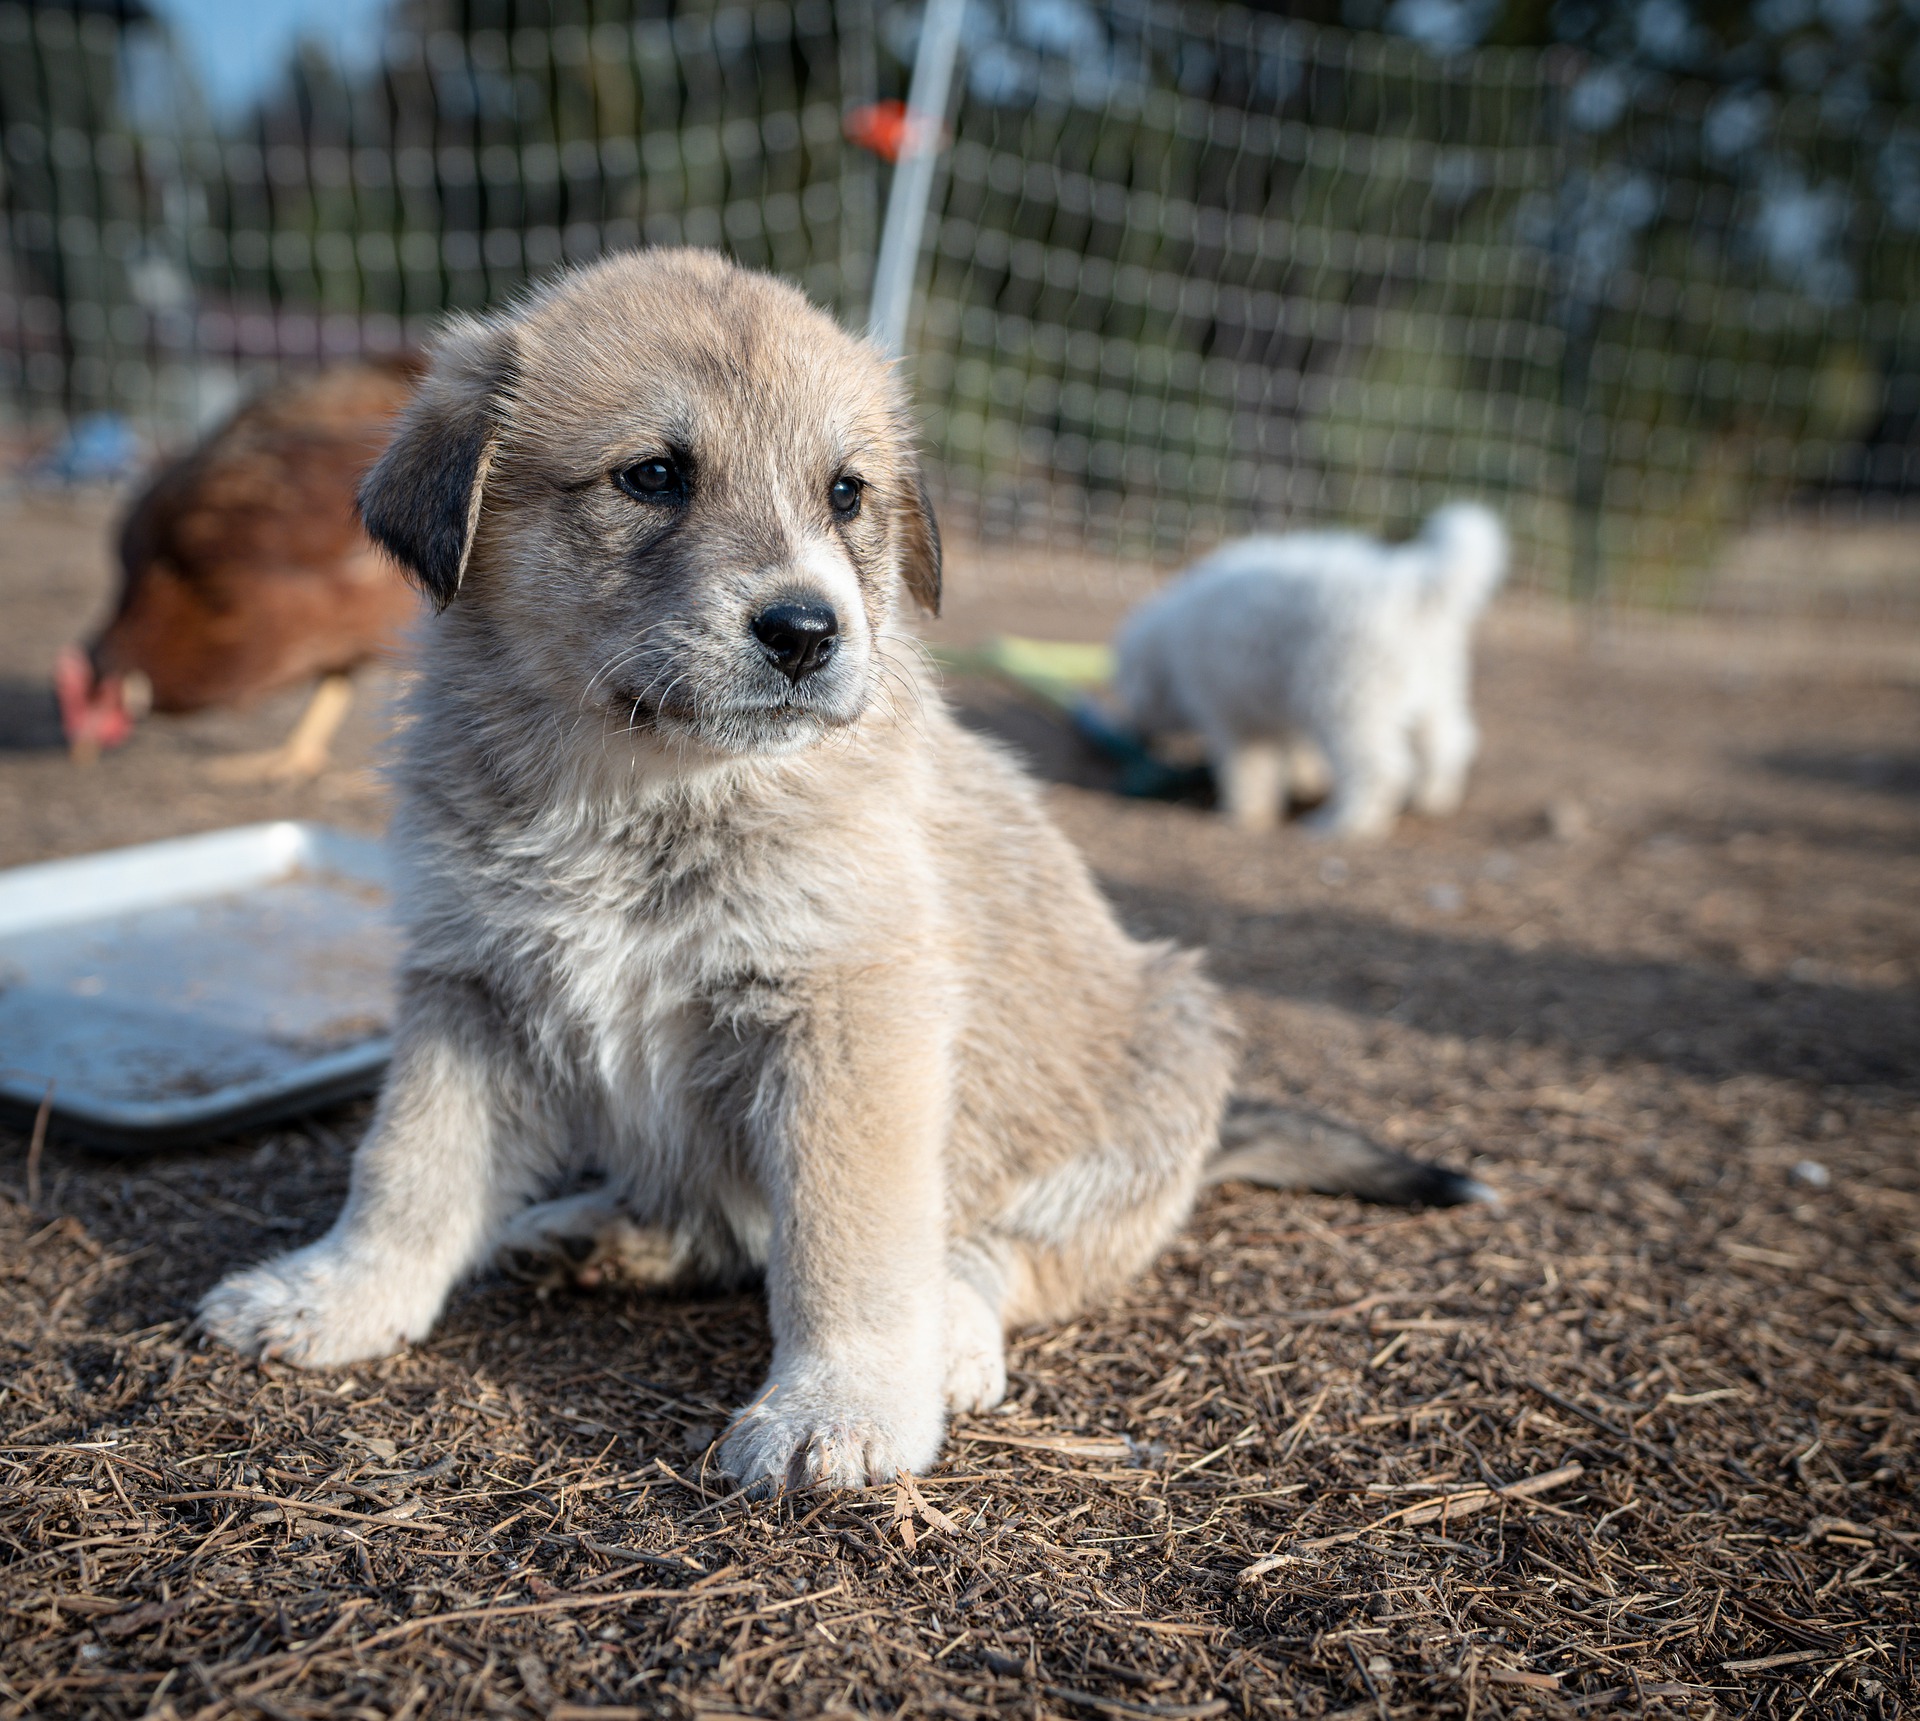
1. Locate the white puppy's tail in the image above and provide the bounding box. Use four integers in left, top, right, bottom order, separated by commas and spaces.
1207, 1098, 1499, 1209
1416, 501, 1509, 614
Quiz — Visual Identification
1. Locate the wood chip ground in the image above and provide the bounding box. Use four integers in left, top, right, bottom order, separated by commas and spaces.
1, 511, 1914, 1718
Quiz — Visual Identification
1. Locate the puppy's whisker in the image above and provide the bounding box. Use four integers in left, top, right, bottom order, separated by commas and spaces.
645, 671, 692, 722
871, 676, 921, 744
875, 651, 923, 710
870, 656, 929, 742
585, 647, 644, 699
582, 623, 682, 705
583, 650, 645, 703
883, 631, 939, 680
877, 634, 931, 694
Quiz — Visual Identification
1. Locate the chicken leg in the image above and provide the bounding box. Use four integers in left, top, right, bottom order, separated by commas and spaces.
208, 672, 356, 784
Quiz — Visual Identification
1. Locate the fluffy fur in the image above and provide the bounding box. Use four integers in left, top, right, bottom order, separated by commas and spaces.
199, 251, 1485, 1492
1114, 504, 1509, 838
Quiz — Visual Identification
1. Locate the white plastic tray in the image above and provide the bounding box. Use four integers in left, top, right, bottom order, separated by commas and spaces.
0, 822, 394, 1151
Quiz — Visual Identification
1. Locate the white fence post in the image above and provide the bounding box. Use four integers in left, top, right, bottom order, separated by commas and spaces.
866, 0, 966, 356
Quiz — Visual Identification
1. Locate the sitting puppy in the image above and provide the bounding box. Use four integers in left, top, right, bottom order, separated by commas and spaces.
1113, 505, 1509, 839
200, 251, 1484, 1490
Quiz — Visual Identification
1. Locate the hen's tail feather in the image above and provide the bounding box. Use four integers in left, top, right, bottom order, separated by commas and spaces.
1208, 1099, 1498, 1209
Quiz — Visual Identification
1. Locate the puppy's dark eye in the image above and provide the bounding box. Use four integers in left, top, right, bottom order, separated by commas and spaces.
614, 457, 685, 503
828, 475, 863, 518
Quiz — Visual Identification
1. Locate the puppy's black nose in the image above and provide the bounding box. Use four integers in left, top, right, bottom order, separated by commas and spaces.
750, 602, 840, 682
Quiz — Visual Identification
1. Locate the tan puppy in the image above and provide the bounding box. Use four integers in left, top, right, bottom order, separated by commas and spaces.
199, 251, 1485, 1491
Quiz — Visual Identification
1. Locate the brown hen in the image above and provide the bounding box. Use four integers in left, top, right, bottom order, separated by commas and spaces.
57, 355, 424, 779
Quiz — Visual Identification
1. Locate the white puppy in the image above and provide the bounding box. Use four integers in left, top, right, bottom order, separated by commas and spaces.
1114, 504, 1508, 838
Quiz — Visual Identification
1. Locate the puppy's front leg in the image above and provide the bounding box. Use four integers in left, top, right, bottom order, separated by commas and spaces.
200, 978, 551, 1367
718, 980, 950, 1491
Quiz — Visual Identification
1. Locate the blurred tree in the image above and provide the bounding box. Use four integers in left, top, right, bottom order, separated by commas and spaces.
0, 0, 167, 420
198, 0, 870, 326
912, 0, 1917, 595
1366, 0, 1920, 529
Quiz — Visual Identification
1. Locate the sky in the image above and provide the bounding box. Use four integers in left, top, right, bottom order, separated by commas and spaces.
149, 0, 394, 115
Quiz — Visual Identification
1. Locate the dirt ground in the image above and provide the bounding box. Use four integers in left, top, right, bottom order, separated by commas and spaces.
1, 491, 1917, 1720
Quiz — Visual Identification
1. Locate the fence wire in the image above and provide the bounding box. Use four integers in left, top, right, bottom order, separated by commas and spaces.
0, 0, 881, 428
0, 0, 1915, 616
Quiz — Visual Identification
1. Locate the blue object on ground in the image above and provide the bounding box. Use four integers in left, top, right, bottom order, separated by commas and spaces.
33, 413, 144, 484
1070, 697, 1214, 801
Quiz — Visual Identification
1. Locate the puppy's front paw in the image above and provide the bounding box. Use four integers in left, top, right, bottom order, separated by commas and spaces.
199, 1243, 430, 1368
716, 1374, 944, 1493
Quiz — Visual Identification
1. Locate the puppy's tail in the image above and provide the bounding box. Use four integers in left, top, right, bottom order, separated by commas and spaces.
1206, 1097, 1498, 1209
1416, 501, 1508, 614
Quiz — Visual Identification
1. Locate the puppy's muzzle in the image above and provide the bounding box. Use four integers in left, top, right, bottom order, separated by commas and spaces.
751, 601, 840, 684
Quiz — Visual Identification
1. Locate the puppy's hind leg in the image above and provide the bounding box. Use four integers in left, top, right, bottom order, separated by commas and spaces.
985, 944, 1235, 1333
200, 978, 559, 1366
1282, 732, 1333, 807
1409, 700, 1478, 819
1215, 738, 1288, 832
943, 1238, 1011, 1414
1299, 714, 1412, 840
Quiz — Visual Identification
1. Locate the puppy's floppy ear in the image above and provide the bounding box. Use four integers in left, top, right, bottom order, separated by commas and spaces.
896, 466, 942, 615
358, 316, 518, 608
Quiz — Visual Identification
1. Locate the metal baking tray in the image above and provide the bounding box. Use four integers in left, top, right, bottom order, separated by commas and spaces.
0, 821, 393, 1152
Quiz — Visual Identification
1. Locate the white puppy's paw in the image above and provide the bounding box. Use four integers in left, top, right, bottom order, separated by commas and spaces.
198, 1242, 431, 1368
716, 1374, 944, 1493
943, 1279, 1007, 1414
1410, 779, 1467, 819
1298, 802, 1393, 842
